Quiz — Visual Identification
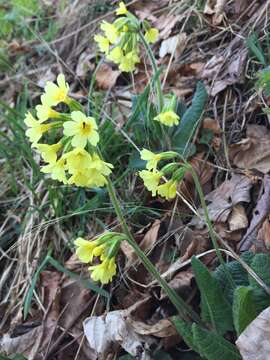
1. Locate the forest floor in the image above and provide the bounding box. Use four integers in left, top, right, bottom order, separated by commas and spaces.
1, 0, 270, 359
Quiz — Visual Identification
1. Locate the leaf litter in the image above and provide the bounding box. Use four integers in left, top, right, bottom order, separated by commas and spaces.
2, 0, 270, 359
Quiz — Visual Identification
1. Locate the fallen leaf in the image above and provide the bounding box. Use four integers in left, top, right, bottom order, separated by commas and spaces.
140, 220, 161, 252
202, 47, 248, 96
83, 309, 157, 359
257, 215, 270, 250
128, 318, 177, 338
240, 175, 270, 251
202, 117, 221, 151
236, 306, 270, 359
228, 204, 249, 231
189, 174, 252, 228
0, 326, 42, 358
159, 33, 187, 59
204, 0, 226, 25
160, 269, 194, 300
95, 63, 120, 90
230, 125, 270, 174
154, 14, 180, 39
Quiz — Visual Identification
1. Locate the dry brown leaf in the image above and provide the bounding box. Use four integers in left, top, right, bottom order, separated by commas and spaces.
202, 48, 248, 96
240, 175, 270, 251
0, 326, 42, 358
161, 269, 194, 299
95, 63, 120, 90
230, 125, 270, 174
128, 318, 177, 338
202, 117, 221, 151
154, 14, 179, 39
228, 204, 249, 231
190, 174, 252, 228
257, 215, 270, 250
140, 220, 161, 252
83, 309, 157, 359
159, 33, 187, 59
204, 0, 226, 24
236, 306, 270, 359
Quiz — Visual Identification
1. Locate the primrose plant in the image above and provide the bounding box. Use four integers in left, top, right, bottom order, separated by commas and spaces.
24, 2, 200, 321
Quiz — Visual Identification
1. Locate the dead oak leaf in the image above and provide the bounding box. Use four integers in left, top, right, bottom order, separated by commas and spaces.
95, 63, 120, 90
230, 125, 270, 174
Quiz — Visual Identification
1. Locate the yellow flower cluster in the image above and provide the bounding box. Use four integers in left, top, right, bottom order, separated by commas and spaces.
94, 2, 159, 72
24, 73, 113, 188
74, 232, 126, 284
139, 149, 185, 200
154, 94, 180, 127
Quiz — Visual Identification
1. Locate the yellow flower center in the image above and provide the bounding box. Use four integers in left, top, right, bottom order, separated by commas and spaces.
80, 121, 93, 135
55, 89, 66, 102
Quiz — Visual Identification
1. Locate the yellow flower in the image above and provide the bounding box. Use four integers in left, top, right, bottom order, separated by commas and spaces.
119, 51, 140, 72
107, 46, 123, 64
140, 149, 162, 171
157, 180, 177, 200
33, 142, 62, 163
86, 169, 108, 187
90, 153, 113, 176
116, 1, 128, 15
36, 104, 60, 122
41, 158, 67, 183
74, 237, 99, 263
144, 28, 159, 43
63, 111, 99, 148
67, 170, 91, 187
89, 257, 117, 284
154, 110, 180, 127
42, 73, 69, 107
139, 170, 162, 196
94, 34, 110, 54
100, 21, 118, 44
24, 112, 52, 143
64, 148, 92, 174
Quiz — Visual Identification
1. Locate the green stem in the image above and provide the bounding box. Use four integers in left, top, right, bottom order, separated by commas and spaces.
187, 166, 235, 289
106, 177, 201, 323
139, 32, 164, 112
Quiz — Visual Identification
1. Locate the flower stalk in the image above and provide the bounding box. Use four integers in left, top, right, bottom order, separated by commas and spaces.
106, 177, 200, 323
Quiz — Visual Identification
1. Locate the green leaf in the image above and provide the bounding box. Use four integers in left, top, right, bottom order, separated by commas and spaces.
249, 254, 270, 313
256, 65, 270, 96
23, 250, 51, 320
213, 252, 254, 302
172, 82, 207, 158
172, 316, 199, 353
191, 257, 233, 334
232, 286, 257, 336
246, 32, 266, 65
192, 325, 241, 360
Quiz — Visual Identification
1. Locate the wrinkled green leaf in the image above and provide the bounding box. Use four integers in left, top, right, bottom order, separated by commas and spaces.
191, 257, 233, 334
172, 82, 207, 157
192, 325, 241, 360
233, 286, 257, 336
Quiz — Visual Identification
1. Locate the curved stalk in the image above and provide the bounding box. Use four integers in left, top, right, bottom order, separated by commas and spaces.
106, 177, 201, 323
